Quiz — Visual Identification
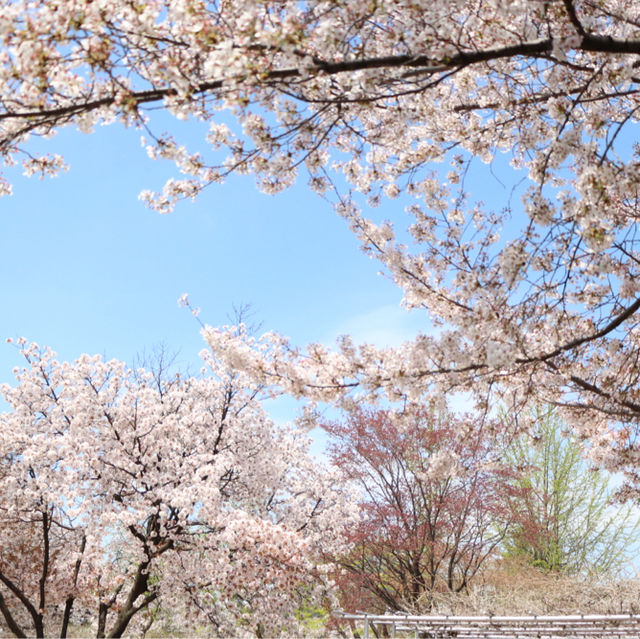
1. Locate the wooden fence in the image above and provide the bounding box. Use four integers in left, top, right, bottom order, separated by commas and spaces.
334, 611, 640, 638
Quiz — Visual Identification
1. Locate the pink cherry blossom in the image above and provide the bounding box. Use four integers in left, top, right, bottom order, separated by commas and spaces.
0, 342, 355, 637
2, 0, 640, 526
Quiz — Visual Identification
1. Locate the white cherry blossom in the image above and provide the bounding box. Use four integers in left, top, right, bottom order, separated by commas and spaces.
2, 1, 640, 503
0, 342, 355, 638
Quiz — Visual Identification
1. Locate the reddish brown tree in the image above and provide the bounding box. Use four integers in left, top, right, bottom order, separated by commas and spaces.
326, 407, 518, 613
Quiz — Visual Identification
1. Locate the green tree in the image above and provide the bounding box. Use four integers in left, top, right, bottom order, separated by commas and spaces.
504, 407, 639, 576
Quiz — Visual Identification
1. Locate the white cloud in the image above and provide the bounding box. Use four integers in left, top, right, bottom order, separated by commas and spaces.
324, 303, 427, 347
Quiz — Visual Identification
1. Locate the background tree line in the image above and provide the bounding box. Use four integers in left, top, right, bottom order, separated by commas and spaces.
326, 405, 640, 617
1, 343, 638, 637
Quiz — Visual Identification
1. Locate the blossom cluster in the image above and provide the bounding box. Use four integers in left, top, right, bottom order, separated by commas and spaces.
3, 1, 640, 500
0, 342, 355, 637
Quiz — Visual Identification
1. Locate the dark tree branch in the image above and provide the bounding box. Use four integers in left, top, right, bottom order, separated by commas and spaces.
0, 570, 41, 636
60, 535, 86, 639
534, 297, 640, 363
96, 584, 123, 639
0, 590, 26, 639
563, 0, 588, 37
37, 509, 50, 637
106, 559, 156, 639
3, 33, 640, 127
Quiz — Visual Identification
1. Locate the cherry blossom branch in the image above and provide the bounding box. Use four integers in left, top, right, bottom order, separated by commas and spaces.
60, 535, 86, 639
106, 561, 158, 639
2, 33, 640, 129
567, 373, 640, 415
532, 297, 640, 364
0, 570, 41, 636
37, 509, 50, 636
97, 585, 123, 639
0, 590, 25, 639
562, 0, 589, 37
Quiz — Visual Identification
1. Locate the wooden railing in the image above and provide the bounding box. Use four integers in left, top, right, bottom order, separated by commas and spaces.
334, 611, 640, 638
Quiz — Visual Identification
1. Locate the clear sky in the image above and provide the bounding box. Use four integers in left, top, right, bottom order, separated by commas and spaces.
0, 114, 434, 429
0, 96, 532, 446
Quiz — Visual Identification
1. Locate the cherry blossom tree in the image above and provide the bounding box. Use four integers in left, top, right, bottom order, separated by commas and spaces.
4, 2, 640, 489
325, 406, 517, 613
0, 339, 354, 638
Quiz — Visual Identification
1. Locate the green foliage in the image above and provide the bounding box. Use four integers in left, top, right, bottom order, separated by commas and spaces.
503, 407, 639, 576
295, 604, 328, 634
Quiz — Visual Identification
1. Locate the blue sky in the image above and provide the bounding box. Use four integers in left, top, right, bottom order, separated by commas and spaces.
0, 101, 531, 440
0, 117, 430, 429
